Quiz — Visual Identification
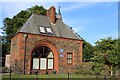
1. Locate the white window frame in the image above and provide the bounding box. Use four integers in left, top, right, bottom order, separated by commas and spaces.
33, 58, 39, 69
39, 27, 45, 33
40, 58, 47, 70
48, 59, 53, 69
46, 27, 52, 34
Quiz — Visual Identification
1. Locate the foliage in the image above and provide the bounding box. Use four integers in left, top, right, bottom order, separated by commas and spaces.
28, 5, 46, 15
1, 5, 47, 55
75, 68, 94, 75
92, 62, 105, 75
2, 67, 9, 73
83, 41, 93, 62
93, 37, 120, 76
74, 62, 94, 75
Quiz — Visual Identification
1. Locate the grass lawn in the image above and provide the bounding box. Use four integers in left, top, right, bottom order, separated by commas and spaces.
2, 74, 118, 80
2, 73, 96, 79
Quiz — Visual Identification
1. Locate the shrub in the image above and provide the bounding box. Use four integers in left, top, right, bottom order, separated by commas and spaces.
52, 70, 57, 74
2, 67, 9, 73
74, 64, 94, 75
74, 69, 94, 75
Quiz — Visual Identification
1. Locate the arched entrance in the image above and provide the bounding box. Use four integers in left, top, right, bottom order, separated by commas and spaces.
31, 46, 55, 74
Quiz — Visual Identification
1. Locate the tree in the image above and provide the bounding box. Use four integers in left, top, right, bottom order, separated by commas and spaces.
83, 41, 93, 62
28, 5, 46, 15
93, 37, 120, 76
1, 5, 47, 66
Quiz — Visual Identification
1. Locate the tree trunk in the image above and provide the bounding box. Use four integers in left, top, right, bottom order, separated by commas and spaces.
116, 70, 118, 78
110, 65, 113, 76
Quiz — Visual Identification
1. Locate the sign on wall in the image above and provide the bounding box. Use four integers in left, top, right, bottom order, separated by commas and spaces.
59, 49, 64, 58
60, 49, 64, 53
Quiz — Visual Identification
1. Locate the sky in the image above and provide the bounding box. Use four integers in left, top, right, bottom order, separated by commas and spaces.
0, 1, 119, 46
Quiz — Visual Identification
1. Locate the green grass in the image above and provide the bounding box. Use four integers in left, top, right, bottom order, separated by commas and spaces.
2, 74, 118, 80
2, 73, 95, 78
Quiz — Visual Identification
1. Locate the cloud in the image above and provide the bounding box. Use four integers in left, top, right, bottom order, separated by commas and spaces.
73, 26, 85, 32
2, 2, 58, 19
26, 2, 58, 9
1, 2, 59, 35
1, 2, 59, 36
61, 3, 97, 12
88, 32, 118, 41
96, 33, 117, 39
83, 32, 118, 46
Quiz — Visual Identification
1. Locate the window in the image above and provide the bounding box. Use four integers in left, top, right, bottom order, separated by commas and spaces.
48, 59, 53, 69
47, 52, 54, 69
39, 27, 45, 33
47, 52, 53, 58
67, 53, 73, 64
33, 58, 39, 69
32, 46, 54, 70
40, 58, 47, 69
39, 26, 53, 35
46, 28, 52, 34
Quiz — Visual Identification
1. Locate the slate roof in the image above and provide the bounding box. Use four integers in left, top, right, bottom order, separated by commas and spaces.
17, 13, 82, 40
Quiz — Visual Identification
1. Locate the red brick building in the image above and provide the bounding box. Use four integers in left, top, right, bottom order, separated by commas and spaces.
7, 6, 83, 74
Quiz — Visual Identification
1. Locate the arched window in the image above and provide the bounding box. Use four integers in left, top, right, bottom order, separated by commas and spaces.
32, 46, 54, 70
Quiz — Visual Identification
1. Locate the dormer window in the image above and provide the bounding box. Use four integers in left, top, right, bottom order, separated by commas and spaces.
39, 27, 45, 33
39, 26, 53, 35
46, 27, 52, 34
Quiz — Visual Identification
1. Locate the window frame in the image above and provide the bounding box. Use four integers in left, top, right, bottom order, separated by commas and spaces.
67, 53, 73, 65
46, 27, 53, 34
32, 46, 54, 70
40, 58, 47, 70
39, 26, 46, 33
47, 58, 54, 70
32, 58, 40, 70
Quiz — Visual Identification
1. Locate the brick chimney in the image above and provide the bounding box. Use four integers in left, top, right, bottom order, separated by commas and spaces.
46, 6, 56, 23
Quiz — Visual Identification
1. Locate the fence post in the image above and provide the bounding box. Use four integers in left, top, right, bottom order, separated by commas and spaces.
68, 69, 71, 80
68, 71, 69, 80
35, 70, 38, 80
9, 66, 11, 80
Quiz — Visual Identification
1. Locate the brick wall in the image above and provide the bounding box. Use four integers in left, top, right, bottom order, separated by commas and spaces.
10, 32, 83, 74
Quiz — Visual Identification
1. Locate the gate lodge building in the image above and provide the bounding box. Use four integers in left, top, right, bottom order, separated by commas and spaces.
6, 6, 83, 74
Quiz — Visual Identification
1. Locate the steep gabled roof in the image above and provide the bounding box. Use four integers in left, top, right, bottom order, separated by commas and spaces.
17, 13, 82, 40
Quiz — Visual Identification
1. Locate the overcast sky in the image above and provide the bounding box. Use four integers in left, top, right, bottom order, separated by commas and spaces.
0, 1, 119, 46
